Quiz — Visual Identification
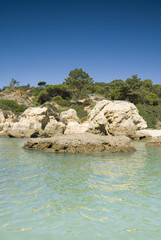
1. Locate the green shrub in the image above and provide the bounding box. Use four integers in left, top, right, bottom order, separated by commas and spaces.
0, 99, 27, 115
42, 104, 58, 112
136, 104, 161, 128
70, 104, 88, 121
52, 95, 71, 107
33, 87, 43, 97
56, 99, 71, 107
143, 92, 159, 105
52, 95, 63, 101
35, 85, 71, 104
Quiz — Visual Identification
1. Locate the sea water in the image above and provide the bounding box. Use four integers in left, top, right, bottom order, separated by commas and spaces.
0, 138, 161, 240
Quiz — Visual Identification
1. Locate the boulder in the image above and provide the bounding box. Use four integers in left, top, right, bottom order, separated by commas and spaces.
60, 109, 79, 124
89, 100, 147, 137
5, 122, 37, 138
44, 116, 66, 137
0, 110, 15, 123
64, 122, 89, 135
64, 121, 104, 135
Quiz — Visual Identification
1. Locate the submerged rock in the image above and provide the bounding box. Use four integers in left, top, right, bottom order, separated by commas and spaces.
23, 133, 136, 153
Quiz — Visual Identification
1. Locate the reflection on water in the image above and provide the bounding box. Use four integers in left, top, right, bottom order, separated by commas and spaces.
0, 138, 161, 240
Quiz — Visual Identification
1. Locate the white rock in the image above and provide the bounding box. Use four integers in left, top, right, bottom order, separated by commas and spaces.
89, 100, 147, 137
18, 107, 49, 131
0, 110, 15, 133
44, 117, 66, 136
1, 107, 67, 138
0, 110, 5, 123
60, 109, 79, 123
23, 107, 48, 117
0, 110, 15, 124
136, 129, 161, 139
1, 107, 50, 137
64, 122, 89, 135
6, 122, 36, 138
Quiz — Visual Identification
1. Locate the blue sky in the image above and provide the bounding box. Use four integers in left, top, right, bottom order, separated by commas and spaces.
0, 0, 161, 88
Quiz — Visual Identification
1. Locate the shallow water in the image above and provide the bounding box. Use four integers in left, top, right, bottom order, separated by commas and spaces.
0, 138, 161, 240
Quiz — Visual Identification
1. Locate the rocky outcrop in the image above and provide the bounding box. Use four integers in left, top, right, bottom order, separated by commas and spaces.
23, 133, 136, 153
88, 100, 147, 137
0, 107, 65, 138
60, 109, 79, 124
0, 110, 15, 132
0, 100, 149, 139
4, 107, 49, 138
0, 110, 6, 123
0, 110, 15, 123
44, 117, 65, 137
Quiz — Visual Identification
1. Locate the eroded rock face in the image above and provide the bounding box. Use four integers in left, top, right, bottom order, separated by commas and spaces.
0, 110, 6, 123
23, 133, 136, 153
0, 101, 148, 139
60, 109, 79, 124
89, 100, 147, 137
0, 110, 15, 133
0, 110, 15, 123
44, 117, 66, 137
19, 107, 50, 130
4, 107, 50, 138
0, 107, 65, 138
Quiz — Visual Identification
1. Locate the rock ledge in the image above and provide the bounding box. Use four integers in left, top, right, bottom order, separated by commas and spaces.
146, 136, 161, 146
23, 133, 135, 153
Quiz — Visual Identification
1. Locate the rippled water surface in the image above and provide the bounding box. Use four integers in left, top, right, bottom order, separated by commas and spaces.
0, 138, 161, 240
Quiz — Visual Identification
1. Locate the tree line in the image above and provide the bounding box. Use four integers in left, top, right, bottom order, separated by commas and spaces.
33, 68, 160, 106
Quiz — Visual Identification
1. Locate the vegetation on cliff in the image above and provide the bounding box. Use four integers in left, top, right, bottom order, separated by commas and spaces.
0, 99, 27, 115
0, 69, 160, 128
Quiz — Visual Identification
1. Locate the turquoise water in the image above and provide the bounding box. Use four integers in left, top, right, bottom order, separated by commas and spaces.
0, 138, 161, 240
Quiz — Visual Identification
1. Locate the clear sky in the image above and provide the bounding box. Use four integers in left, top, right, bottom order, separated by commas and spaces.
0, 0, 161, 88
